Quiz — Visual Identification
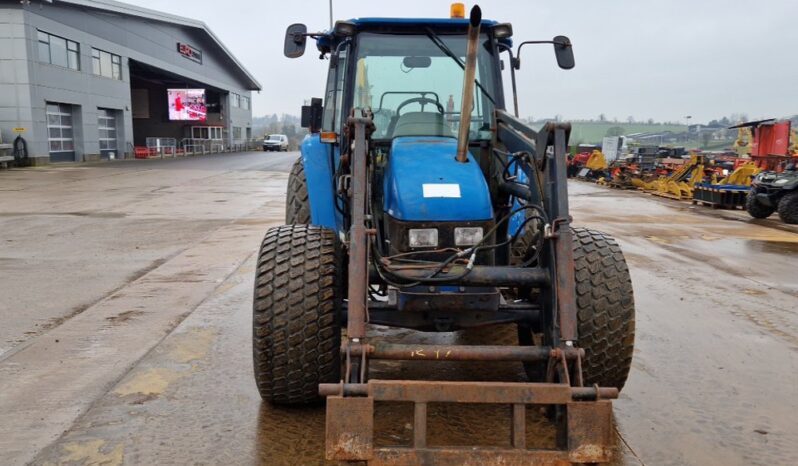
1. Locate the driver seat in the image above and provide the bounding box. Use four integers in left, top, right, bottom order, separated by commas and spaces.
391, 112, 453, 138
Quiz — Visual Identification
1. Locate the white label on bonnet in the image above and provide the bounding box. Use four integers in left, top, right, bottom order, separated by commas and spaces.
422, 183, 461, 198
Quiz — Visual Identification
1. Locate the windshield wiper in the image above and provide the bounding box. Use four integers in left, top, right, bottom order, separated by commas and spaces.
425, 27, 496, 106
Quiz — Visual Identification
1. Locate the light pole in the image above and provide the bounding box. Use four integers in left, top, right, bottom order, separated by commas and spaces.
685, 115, 692, 144
329, 0, 333, 28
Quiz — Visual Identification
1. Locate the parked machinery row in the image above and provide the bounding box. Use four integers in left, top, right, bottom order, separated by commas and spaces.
582, 119, 798, 224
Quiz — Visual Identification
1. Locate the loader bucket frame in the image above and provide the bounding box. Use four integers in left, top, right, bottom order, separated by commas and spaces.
321, 109, 619, 464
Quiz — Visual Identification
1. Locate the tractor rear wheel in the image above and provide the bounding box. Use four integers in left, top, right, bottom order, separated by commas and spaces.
573, 228, 635, 390
777, 191, 798, 224
253, 224, 342, 404
286, 157, 311, 224
746, 192, 775, 219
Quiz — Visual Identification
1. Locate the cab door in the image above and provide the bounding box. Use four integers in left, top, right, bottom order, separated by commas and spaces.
301, 43, 350, 232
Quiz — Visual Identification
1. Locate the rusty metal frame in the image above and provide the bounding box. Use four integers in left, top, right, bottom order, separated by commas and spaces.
323, 379, 616, 464
346, 342, 583, 362
345, 111, 372, 343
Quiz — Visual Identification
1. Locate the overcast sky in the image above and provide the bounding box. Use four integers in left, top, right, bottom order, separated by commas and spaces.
134, 0, 796, 123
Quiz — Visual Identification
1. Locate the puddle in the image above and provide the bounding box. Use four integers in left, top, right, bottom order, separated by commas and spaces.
745, 239, 798, 254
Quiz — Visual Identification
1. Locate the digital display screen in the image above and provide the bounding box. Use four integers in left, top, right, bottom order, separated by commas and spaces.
167, 89, 206, 121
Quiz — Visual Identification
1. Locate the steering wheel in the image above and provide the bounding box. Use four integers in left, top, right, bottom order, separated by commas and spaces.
395, 97, 445, 115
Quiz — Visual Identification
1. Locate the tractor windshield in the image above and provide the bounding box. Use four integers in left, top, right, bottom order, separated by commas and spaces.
354, 32, 498, 140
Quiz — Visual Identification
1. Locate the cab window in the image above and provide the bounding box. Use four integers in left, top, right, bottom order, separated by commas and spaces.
321, 48, 348, 133
353, 32, 497, 140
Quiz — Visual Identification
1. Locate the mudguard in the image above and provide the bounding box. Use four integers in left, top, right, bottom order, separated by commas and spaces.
383, 136, 493, 221
300, 134, 339, 231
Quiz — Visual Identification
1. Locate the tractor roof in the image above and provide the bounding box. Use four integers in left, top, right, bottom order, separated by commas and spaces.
347, 17, 500, 28
315, 17, 511, 53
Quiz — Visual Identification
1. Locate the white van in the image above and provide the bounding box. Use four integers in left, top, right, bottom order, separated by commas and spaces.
262, 134, 289, 152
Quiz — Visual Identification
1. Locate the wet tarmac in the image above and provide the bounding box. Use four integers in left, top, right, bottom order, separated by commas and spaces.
1, 155, 797, 465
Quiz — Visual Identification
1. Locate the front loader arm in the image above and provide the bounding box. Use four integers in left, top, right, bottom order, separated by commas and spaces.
494, 110, 577, 344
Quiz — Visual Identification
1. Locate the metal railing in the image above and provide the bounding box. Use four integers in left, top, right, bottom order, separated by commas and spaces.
133, 138, 264, 160
180, 138, 208, 156
145, 137, 177, 158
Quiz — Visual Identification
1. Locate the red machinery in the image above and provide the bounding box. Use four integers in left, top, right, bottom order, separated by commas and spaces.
730, 119, 795, 172
567, 151, 592, 177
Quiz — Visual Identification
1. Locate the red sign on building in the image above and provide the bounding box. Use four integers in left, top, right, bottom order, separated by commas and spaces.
177, 42, 203, 64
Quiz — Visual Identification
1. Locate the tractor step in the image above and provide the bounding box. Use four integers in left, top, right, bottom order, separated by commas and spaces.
322, 380, 616, 464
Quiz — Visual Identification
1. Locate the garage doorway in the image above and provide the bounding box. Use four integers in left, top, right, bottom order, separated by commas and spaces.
46, 103, 75, 162
97, 108, 119, 159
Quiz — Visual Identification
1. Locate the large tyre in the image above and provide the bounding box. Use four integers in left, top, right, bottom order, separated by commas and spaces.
777, 191, 798, 224
746, 192, 775, 219
573, 228, 635, 390
286, 157, 311, 224
253, 224, 342, 404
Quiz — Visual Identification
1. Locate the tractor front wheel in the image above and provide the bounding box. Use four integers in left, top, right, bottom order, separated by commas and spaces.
519, 228, 635, 389
746, 192, 775, 219
777, 191, 798, 224
252, 224, 342, 404
573, 228, 636, 390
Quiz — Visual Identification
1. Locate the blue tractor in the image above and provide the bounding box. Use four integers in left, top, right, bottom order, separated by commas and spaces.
254, 5, 636, 464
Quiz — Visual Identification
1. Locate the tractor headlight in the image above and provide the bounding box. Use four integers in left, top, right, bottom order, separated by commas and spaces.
408, 228, 438, 248
454, 227, 483, 246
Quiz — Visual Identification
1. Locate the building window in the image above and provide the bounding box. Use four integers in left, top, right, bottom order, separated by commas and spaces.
231, 93, 240, 108
233, 127, 242, 140
38, 30, 80, 70
91, 48, 122, 80
241, 96, 249, 110
97, 108, 117, 151
191, 126, 223, 140
111, 55, 121, 79
191, 127, 209, 139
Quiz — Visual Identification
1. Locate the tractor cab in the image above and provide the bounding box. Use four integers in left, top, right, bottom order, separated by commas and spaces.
284, 9, 573, 252
320, 18, 506, 144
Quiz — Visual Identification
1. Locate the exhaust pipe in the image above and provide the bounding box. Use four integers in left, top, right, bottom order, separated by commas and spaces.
455, 5, 481, 163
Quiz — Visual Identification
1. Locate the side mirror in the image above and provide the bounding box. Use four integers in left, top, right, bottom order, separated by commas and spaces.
301, 97, 323, 133
553, 35, 574, 70
284, 23, 307, 58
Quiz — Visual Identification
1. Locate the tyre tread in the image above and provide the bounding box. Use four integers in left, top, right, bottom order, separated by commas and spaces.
777, 191, 798, 224
746, 192, 775, 219
253, 224, 340, 404
286, 157, 311, 224
572, 227, 635, 390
